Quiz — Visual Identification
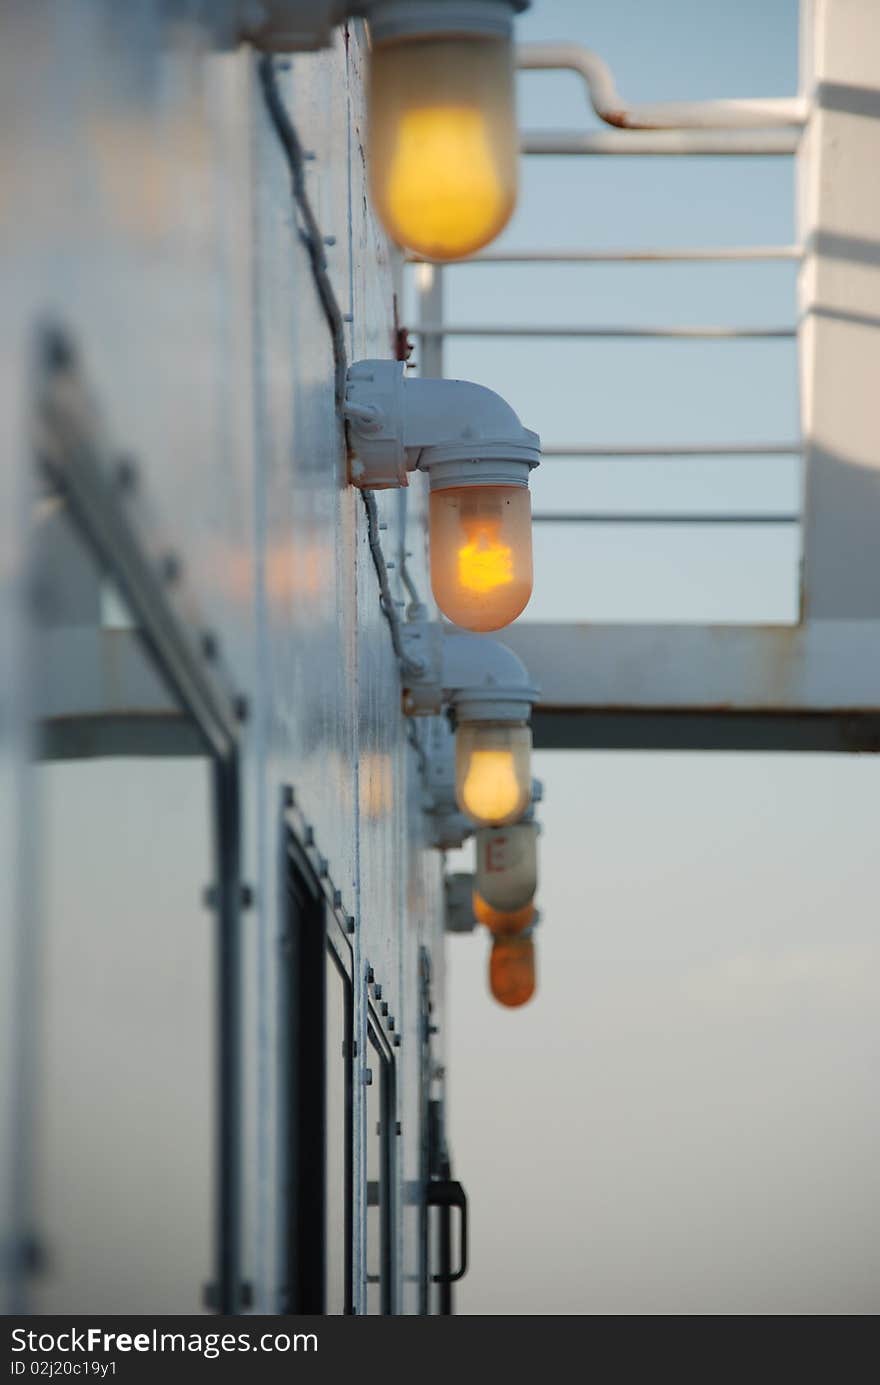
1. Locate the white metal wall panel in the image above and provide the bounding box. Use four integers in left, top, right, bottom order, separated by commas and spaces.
799, 0, 880, 621
2, 0, 444, 1314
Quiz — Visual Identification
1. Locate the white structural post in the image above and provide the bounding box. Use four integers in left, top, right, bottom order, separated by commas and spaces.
416, 263, 445, 378
799, 0, 880, 620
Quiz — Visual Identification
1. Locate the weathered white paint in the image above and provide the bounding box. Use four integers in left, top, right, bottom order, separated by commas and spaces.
799, 0, 880, 621
1, 0, 444, 1315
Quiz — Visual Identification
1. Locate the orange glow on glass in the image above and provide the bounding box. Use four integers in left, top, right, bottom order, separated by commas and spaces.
429, 486, 532, 632
473, 892, 535, 935
382, 106, 510, 261
457, 516, 514, 595
489, 935, 536, 1008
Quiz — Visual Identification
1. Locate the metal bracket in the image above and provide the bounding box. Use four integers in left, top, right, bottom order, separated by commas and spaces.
400, 618, 444, 715
444, 873, 477, 933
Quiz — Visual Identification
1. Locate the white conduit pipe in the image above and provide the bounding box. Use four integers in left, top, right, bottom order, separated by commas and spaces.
517, 41, 808, 130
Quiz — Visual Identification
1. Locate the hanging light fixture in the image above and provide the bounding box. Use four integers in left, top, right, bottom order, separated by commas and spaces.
400, 624, 538, 827
239, 2, 529, 260
345, 360, 540, 632
366, 2, 527, 260
445, 637, 536, 827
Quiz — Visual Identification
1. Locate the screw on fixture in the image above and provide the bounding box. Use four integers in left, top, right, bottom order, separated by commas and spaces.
303, 826, 315, 847
392, 1034, 401, 1048
381, 1002, 389, 1017
43, 326, 76, 373
240, 884, 255, 909
346, 914, 356, 934
366, 967, 375, 984
161, 553, 182, 584
282, 784, 295, 809
364, 1068, 373, 1087
201, 632, 218, 662
115, 455, 138, 493
318, 856, 328, 879
332, 888, 343, 909
374, 984, 383, 1001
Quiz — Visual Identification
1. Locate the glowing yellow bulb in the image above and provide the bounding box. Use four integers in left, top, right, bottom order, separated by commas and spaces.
380, 105, 511, 261
455, 723, 532, 827
368, 36, 518, 261
460, 750, 520, 823
430, 486, 532, 632
457, 523, 514, 595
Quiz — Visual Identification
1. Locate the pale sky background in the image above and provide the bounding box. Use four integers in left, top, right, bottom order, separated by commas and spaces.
26, 0, 880, 1320
436, 0, 880, 1316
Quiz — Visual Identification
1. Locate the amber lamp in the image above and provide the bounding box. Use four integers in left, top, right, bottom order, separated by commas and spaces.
489, 934, 536, 1007
429, 484, 532, 631
473, 891, 535, 934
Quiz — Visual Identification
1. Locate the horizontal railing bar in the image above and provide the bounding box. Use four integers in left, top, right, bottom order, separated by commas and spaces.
541, 443, 801, 457
414, 323, 795, 340
532, 512, 800, 525
408, 245, 802, 264
521, 129, 798, 155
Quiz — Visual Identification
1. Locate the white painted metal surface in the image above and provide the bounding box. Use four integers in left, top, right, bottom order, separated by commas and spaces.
0, 6, 42, 1314
1, 0, 445, 1316
798, 0, 880, 623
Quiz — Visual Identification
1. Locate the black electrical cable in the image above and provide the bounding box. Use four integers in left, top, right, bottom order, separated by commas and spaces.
258, 54, 423, 679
